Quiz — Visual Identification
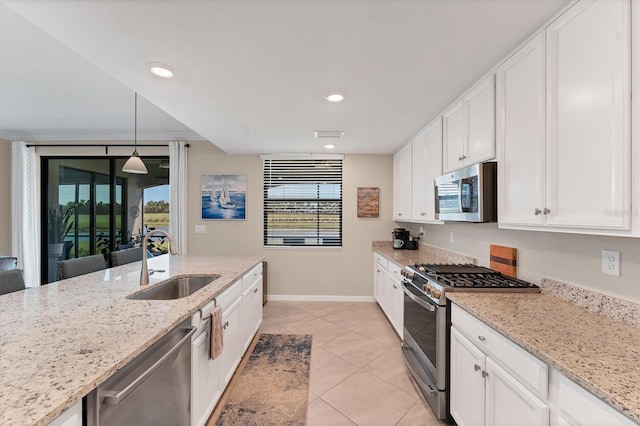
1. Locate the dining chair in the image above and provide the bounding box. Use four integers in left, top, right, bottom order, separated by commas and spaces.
58, 255, 107, 280
0, 269, 25, 295
0, 256, 18, 272
111, 247, 144, 267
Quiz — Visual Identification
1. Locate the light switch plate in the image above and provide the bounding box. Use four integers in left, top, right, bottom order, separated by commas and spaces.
602, 250, 620, 276
195, 225, 206, 234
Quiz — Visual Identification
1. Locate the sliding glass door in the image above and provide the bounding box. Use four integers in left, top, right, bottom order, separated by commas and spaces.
41, 157, 169, 284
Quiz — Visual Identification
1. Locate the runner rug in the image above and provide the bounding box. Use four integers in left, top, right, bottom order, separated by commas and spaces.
215, 333, 313, 426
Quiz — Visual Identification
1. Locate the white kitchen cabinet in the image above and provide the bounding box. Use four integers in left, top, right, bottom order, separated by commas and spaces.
450, 327, 486, 426
48, 400, 82, 426
411, 118, 444, 223
372, 252, 402, 339
545, 0, 631, 231
191, 325, 220, 426
485, 358, 549, 426
219, 297, 241, 388
549, 369, 634, 426
497, 32, 546, 227
393, 143, 412, 221
443, 74, 496, 173
498, 0, 632, 235
240, 267, 263, 354
451, 304, 549, 426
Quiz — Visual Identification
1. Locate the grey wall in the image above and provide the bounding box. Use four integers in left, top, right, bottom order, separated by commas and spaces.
402, 221, 640, 303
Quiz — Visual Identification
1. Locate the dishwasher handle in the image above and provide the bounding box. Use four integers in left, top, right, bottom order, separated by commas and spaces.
102, 326, 197, 405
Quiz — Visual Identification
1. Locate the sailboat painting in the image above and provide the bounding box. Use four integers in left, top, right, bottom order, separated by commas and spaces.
201, 175, 247, 220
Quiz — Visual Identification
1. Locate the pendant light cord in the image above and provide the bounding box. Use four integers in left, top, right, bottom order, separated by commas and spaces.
134, 92, 138, 155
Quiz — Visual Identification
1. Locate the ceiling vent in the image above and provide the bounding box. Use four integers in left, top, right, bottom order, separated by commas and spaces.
314, 131, 344, 139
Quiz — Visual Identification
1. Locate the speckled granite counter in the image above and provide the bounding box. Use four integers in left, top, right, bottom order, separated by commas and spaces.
372, 241, 475, 266
447, 292, 640, 423
0, 254, 264, 426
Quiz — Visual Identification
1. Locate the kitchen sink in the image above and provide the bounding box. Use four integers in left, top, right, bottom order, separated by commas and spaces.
127, 275, 220, 300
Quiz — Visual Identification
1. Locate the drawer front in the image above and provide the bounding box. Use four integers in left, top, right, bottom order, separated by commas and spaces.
216, 279, 241, 310
242, 263, 262, 291
373, 252, 388, 270
557, 372, 632, 426
387, 262, 402, 282
452, 303, 548, 400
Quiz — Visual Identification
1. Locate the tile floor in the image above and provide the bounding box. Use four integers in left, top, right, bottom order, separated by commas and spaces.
259, 301, 445, 426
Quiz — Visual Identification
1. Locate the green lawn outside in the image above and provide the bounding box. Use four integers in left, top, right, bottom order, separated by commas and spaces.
266, 213, 339, 229
144, 212, 169, 228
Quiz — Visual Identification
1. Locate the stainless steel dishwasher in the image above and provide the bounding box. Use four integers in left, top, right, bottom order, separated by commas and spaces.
86, 319, 196, 426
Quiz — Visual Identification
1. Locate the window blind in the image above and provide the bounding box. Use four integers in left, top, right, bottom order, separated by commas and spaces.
263, 158, 342, 247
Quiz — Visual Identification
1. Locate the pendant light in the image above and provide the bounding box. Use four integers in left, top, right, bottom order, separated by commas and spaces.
122, 92, 148, 174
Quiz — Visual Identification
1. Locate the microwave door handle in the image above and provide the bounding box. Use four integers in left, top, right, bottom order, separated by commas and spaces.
457, 181, 463, 213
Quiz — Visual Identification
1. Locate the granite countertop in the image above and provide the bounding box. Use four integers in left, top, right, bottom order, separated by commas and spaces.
447, 292, 640, 423
0, 254, 264, 426
372, 241, 475, 267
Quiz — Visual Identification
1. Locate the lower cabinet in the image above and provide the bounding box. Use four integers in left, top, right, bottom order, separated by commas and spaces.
451, 304, 550, 426
189, 262, 264, 426
372, 252, 403, 338
48, 400, 82, 426
451, 303, 636, 426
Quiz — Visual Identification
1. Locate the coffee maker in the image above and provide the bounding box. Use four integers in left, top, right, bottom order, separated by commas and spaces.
393, 228, 409, 249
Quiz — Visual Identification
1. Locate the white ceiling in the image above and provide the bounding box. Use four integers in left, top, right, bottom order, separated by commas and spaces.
0, 0, 571, 154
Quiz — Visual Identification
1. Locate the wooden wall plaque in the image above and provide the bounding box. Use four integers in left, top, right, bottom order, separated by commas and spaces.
357, 187, 379, 218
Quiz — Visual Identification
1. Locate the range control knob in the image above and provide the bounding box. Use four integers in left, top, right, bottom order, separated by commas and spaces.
432, 288, 442, 298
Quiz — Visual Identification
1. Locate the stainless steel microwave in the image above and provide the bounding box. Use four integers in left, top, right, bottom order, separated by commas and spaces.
434, 162, 497, 222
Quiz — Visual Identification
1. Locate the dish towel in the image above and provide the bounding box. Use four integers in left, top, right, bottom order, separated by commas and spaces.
210, 306, 224, 360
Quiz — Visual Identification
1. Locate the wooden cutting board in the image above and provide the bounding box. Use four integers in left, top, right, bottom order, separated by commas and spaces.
490, 245, 517, 278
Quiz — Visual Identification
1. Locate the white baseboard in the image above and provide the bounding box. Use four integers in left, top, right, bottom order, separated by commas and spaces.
267, 294, 376, 302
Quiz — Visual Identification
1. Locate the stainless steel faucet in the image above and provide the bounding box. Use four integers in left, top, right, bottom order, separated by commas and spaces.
140, 230, 178, 286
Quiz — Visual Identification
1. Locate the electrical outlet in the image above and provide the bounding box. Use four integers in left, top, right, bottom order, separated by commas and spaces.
602, 250, 620, 276
449, 231, 454, 243
419, 226, 425, 235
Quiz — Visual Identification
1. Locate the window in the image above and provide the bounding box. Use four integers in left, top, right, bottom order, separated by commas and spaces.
263, 156, 343, 247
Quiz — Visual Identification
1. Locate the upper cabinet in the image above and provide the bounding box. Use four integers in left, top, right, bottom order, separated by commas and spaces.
393, 143, 412, 221
498, 0, 633, 235
411, 118, 444, 223
443, 74, 496, 173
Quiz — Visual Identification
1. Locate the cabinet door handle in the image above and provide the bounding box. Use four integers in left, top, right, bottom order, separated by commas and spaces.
482, 371, 489, 378
474, 364, 481, 372
478, 335, 486, 342
253, 288, 258, 293
398, 213, 403, 216
543, 208, 551, 215
393, 284, 398, 289
223, 321, 229, 330
534, 208, 542, 216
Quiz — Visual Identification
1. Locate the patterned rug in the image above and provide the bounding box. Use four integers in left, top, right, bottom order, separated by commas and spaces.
215, 334, 313, 426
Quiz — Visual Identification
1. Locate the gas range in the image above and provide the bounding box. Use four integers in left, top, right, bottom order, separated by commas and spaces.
401, 263, 540, 306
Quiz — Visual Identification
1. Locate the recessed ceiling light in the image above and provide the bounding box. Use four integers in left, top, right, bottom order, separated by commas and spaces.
147, 62, 174, 79
324, 93, 344, 103
324, 144, 336, 149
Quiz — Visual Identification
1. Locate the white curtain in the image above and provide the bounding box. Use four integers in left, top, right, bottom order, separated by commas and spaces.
11, 141, 40, 287
169, 141, 188, 254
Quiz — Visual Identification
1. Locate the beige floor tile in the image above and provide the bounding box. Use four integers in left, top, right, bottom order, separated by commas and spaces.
262, 300, 299, 317
266, 308, 317, 329
308, 390, 319, 404
258, 318, 292, 334
352, 318, 402, 346
322, 331, 395, 367
309, 346, 359, 396
307, 398, 357, 426
321, 371, 418, 426
396, 398, 445, 426
363, 347, 421, 397
287, 317, 350, 345
323, 309, 384, 331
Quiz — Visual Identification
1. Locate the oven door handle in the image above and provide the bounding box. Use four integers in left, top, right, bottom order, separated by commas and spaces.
402, 283, 436, 312
402, 344, 437, 396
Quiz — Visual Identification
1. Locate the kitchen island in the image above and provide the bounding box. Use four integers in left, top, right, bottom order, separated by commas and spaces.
0, 254, 264, 426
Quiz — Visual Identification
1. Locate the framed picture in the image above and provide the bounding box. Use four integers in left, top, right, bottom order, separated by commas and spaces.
357, 187, 379, 218
201, 175, 247, 220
